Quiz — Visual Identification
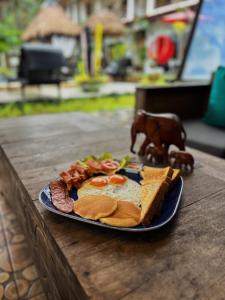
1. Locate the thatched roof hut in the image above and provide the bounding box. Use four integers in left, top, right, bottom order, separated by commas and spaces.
22, 5, 81, 41
86, 10, 125, 36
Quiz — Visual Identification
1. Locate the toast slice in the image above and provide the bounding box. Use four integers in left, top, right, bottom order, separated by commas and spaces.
171, 169, 181, 184
140, 166, 174, 188
140, 180, 168, 225
140, 166, 176, 225
141, 166, 173, 182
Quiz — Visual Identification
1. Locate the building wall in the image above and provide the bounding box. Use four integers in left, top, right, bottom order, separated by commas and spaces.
59, 0, 197, 72
63, 0, 193, 24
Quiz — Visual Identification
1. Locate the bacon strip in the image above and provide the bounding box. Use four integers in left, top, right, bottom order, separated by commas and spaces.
59, 159, 121, 190
59, 162, 90, 190
50, 180, 73, 213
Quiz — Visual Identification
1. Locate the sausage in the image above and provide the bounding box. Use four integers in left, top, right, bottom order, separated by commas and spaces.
50, 180, 73, 213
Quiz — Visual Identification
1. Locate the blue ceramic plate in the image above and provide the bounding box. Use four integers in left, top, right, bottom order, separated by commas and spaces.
38, 171, 183, 232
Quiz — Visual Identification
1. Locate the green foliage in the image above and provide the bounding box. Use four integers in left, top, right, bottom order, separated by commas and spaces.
75, 74, 109, 85
138, 73, 176, 86
14, 0, 43, 30
0, 0, 43, 53
0, 94, 135, 118
75, 61, 109, 86
139, 74, 167, 86
138, 47, 146, 64
111, 43, 127, 61
0, 67, 13, 77
0, 15, 21, 53
74, 73, 110, 92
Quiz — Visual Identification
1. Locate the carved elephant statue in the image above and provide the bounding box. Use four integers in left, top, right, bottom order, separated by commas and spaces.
146, 146, 168, 164
169, 150, 194, 171
130, 110, 186, 156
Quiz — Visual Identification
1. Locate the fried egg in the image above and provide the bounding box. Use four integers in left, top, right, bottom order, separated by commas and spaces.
77, 175, 141, 207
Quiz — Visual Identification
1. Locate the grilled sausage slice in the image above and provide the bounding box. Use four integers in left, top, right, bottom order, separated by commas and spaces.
50, 180, 73, 213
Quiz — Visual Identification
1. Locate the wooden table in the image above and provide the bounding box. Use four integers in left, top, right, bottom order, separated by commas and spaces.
0, 112, 225, 300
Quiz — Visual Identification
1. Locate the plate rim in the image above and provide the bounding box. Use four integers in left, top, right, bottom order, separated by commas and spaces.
38, 176, 183, 233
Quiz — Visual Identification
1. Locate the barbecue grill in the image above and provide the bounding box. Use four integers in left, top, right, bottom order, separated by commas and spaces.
18, 43, 67, 99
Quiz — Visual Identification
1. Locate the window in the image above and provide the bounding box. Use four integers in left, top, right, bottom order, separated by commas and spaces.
135, 0, 146, 17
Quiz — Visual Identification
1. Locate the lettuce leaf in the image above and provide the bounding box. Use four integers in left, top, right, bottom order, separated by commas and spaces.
83, 155, 97, 162
111, 155, 130, 173
99, 152, 113, 160
119, 155, 130, 169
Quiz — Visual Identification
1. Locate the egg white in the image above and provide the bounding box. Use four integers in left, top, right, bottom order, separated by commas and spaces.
78, 176, 141, 207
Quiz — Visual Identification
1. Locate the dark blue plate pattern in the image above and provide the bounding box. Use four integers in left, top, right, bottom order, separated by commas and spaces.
38, 172, 183, 232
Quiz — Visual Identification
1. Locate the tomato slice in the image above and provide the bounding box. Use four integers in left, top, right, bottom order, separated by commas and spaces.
86, 160, 102, 171
101, 159, 120, 173
90, 177, 108, 187
109, 175, 127, 185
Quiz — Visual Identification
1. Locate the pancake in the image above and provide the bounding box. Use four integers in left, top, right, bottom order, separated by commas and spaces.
78, 175, 141, 207
73, 195, 117, 220
100, 200, 141, 227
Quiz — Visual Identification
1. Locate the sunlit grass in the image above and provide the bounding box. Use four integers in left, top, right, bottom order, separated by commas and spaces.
0, 94, 135, 118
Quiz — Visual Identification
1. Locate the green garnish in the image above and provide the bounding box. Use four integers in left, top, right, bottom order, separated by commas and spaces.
81, 152, 130, 173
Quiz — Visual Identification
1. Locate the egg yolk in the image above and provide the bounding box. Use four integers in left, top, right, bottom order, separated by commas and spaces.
90, 177, 108, 187
109, 175, 127, 185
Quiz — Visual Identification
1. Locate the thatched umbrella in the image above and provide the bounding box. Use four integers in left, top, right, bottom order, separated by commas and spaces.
22, 5, 81, 41
86, 10, 125, 36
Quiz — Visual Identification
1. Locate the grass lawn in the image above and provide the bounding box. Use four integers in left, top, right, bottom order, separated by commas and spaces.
0, 94, 135, 118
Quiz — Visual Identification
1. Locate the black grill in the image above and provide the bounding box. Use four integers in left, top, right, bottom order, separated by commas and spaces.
18, 43, 67, 85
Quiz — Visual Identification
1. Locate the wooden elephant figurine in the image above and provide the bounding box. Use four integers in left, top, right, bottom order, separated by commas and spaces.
130, 110, 186, 156
146, 146, 168, 164
169, 150, 194, 171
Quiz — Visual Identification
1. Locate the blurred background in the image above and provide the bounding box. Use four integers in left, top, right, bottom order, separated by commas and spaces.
0, 0, 224, 117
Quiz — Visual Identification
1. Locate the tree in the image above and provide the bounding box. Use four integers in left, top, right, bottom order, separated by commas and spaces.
0, 0, 43, 54
0, 14, 21, 53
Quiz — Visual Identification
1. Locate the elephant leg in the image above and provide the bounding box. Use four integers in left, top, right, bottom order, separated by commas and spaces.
138, 137, 151, 156
184, 164, 189, 172
154, 155, 159, 164
130, 124, 137, 154
164, 154, 169, 163
178, 144, 185, 151
175, 159, 181, 169
151, 155, 155, 164
164, 144, 170, 151
169, 157, 174, 167
157, 155, 163, 163
153, 137, 162, 150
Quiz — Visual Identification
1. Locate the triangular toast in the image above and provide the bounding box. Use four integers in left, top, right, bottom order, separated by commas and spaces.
171, 169, 181, 184
141, 166, 173, 181
140, 166, 178, 225
140, 180, 168, 225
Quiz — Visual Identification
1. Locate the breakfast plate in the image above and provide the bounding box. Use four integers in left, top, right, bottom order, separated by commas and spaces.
39, 171, 183, 232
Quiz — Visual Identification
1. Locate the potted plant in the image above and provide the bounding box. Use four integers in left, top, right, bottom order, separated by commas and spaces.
75, 73, 109, 93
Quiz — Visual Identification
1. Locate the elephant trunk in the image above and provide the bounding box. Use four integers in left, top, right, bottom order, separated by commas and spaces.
130, 124, 137, 154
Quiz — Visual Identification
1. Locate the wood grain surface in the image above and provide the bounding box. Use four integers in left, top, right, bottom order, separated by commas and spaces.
0, 111, 225, 300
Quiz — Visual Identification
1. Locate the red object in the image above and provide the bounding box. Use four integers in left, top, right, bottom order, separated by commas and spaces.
148, 35, 176, 65
86, 159, 102, 171
50, 180, 73, 213
90, 177, 108, 187
109, 175, 127, 185
101, 159, 120, 172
